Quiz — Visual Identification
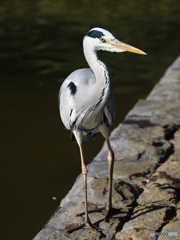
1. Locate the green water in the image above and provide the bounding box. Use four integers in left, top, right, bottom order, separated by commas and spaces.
0, 1, 180, 239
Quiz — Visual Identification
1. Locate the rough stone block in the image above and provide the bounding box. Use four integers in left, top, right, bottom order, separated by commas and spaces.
115, 229, 153, 240
88, 160, 157, 186
88, 176, 140, 207
147, 82, 180, 101
127, 99, 180, 121
157, 56, 180, 84
156, 155, 180, 181
41, 204, 130, 240
115, 206, 172, 240
94, 136, 169, 162
60, 173, 142, 209
171, 129, 180, 150
111, 120, 165, 142
176, 202, 180, 220
33, 228, 72, 240
158, 220, 180, 240
137, 185, 178, 207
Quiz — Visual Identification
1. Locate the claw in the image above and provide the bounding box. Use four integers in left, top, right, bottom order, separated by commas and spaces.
66, 220, 103, 237
75, 213, 85, 221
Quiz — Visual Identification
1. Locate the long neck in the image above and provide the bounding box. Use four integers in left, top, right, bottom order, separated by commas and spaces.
83, 41, 111, 108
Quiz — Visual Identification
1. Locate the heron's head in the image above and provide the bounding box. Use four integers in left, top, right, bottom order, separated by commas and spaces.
84, 27, 146, 55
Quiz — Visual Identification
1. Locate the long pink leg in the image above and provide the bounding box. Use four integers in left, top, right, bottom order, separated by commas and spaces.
78, 138, 115, 221
105, 139, 114, 220
67, 142, 100, 235
79, 144, 90, 225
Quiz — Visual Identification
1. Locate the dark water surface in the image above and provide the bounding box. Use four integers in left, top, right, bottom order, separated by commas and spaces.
0, 1, 180, 239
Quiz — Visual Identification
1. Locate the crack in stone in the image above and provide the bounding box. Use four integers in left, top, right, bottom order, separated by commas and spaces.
123, 119, 159, 128
156, 207, 177, 240
114, 124, 180, 239
163, 124, 179, 141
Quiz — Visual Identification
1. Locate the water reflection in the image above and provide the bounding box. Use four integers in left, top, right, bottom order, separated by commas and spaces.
0, 1, 180, 239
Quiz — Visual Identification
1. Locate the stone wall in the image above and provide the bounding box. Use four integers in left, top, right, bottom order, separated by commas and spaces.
34, 56, 180, 240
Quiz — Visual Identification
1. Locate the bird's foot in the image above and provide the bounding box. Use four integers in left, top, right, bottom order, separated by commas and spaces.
76, 203, 111, 222
65, 218, 102, 236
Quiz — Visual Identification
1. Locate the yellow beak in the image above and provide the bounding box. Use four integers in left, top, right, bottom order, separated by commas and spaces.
110, 39, 146, 55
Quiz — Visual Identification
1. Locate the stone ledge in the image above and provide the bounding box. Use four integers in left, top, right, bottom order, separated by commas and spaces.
34, 56, 180, 240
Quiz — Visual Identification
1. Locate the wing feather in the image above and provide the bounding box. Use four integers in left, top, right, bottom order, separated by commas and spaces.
59, 68, 96, 129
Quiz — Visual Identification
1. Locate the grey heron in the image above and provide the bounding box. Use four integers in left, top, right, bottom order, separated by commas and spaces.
59, 27, 146, 234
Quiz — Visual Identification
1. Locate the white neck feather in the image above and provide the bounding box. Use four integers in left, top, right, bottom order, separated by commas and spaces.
83, 37, 111, 98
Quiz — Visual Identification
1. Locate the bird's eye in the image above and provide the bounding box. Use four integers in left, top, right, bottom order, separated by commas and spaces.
100, 37, 106, 42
